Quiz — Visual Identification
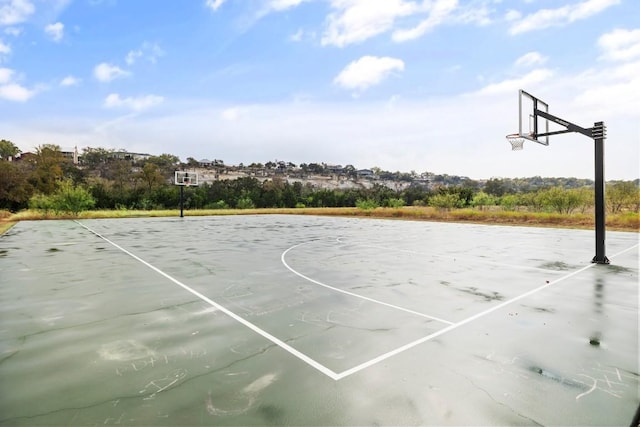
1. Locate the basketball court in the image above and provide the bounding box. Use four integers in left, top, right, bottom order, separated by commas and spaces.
0, 215, 638, 426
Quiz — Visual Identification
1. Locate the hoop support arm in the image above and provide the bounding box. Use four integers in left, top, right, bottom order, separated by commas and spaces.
534, 109, 593, 138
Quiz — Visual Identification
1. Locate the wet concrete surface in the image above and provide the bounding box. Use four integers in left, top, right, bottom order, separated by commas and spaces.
0, 216, 637, 426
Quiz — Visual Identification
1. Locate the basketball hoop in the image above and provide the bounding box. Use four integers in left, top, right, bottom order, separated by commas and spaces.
506, 133, 525, 151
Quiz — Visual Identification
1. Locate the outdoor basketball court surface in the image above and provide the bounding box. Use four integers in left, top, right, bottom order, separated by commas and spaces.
0, 215, 637, 426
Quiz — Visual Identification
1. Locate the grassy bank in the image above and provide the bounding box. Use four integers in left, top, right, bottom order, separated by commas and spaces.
1, 207, 638, 233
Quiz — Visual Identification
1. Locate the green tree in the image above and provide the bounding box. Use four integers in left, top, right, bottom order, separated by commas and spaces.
428, 193, 462, 210
29, 193, 54, 213
499, 194, 520, 211
145, 154, 180, 177
81, 147, 115, 171
484, 178, 507, 197
30, 180, 95, 215
52, 180, 96, 214
29, 144, 64, 194
236, 197, 256, 209
575, 187, 594, 214
538, 187, 584, 214
385, 198, 405, 208
0, 160, 33, 211
0, 139, 21, 160
136, 163, 165, 192
607, 181, 639, 213
356, 198, 379, 210
471, 191, 497, 210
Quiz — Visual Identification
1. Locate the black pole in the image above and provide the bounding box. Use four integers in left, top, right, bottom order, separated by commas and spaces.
180, 185, 184, 218
592, 122, 608, 264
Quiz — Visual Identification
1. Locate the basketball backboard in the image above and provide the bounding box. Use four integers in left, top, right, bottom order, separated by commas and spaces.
175, 171, 199, 186
519, 89, 549, 146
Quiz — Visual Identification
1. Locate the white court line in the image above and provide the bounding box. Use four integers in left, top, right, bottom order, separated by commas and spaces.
333, 242, 639, 380
76, 220, 638, 382
74, 221, 342, 381
281, 241, 454, 325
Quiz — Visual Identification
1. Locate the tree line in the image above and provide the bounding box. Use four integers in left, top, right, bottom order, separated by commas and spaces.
0, 141, 638, 215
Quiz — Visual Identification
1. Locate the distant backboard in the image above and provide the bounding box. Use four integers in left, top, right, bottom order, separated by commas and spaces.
519, 89, 549, 146
175, 171, 199, 186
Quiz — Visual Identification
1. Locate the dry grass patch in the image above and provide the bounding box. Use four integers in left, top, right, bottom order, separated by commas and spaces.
3, 207, 638, 232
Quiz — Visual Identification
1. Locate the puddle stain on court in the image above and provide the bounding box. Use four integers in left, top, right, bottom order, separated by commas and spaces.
98, 340, 157, 362
519, 303, 556, 314
205, 373, 279, 417
478, 350, 639, 402
458, 286, 504, 302
605, 264, 636, 274
537, 261, 578, 271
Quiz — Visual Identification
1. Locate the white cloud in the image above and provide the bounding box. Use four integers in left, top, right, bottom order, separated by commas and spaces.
571, 60, 640, 117
104, 93, 164, 111
4, 26, 21, 36
321, 0, 418, 47
598, 28, 640, 62
0, 38, 10, 55
509, 0, 620, 35
0, 81, 34, 101
93, 62, 130, 82
268, 0, 306, 11
392, 0, 457, 42
334, 55, 405, 91
289, 28, 304, 42
60, 75, 80, 86
504, 9, 521, 21
0, 68, 35, 101
125, 42, 164, 65
514, 52, 547, 68
0, 66, 13, 83
0, 0, 35, 26
320, 0, 488, 46
45, 22, 64, 42
125, 49, 142, 65
454, 2, 491, 26
476, 68, 554, 95
205, 0, 225, 11
221, 107, 245, 120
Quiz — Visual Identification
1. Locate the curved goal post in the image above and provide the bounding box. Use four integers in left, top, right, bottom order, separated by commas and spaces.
175, 171, 199, 187
508, 89, 608, 264
175, 171, 199, 218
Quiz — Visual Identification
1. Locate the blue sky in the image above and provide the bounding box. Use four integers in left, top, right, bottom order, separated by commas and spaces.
1, 0, 638, 180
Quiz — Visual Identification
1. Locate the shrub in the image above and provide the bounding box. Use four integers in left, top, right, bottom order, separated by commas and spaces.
29, 193, 54, 213
356, 198, 378, 210
428, 193, 461, 210
499, 194, 520, 211
385, 198, 405, 208
471, 191, 498, 210
236, 197, 256, 209
207, 200, 229, 209
52, 180, 96, 215
29, 180, 95, 215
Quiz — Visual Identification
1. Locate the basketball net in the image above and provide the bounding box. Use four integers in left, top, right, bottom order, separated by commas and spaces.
506, 133, 525, 151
